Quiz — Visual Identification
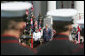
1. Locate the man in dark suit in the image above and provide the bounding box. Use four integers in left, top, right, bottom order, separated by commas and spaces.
43, 24, 52, 43
36, 9, 84, 55
1, 2, 37, 55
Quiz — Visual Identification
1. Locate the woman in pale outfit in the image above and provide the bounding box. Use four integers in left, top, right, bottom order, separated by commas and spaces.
33, 28, 41, 47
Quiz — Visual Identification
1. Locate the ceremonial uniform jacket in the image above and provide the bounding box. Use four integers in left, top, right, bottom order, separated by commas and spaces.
33, 32, 41, 41
1, 34, 36, 55
36, 33, 84, 55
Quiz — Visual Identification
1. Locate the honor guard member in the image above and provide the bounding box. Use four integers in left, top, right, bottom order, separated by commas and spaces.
1, 2, 36, 55
36, 9, 84, 55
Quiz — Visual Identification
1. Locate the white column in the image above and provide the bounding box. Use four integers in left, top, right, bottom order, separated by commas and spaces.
74, 1, 84, 23
47, 1, 56, 30
74, 1, 84, 13
48, 1, 56, 11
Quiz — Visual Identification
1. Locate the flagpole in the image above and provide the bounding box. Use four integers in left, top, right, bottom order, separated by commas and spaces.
31, 1, 34, 48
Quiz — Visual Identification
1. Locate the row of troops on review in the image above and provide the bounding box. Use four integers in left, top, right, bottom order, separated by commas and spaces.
1, 2, 84, 55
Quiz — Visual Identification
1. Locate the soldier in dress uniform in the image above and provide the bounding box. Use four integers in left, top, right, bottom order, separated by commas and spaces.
36, 9, 84, 55
1, 2, 37, 55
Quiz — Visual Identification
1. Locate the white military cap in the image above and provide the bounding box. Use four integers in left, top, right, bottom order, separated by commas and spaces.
47, 9, 78, 21
1, 1, 32, 17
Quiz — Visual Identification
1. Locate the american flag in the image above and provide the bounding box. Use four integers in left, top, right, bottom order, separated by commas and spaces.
75, 25, 81, 43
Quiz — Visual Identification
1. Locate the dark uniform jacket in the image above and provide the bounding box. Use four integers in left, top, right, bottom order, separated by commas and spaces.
36, 34, 84, 55
1, 35, 36, 55
43, 28, 52, 42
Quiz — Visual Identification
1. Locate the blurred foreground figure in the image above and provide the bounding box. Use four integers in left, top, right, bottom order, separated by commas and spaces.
36, 9, 84, 55
1, 2, 36, 55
